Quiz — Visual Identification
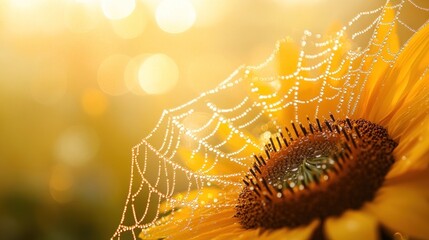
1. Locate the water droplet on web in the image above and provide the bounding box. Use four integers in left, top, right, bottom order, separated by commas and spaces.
113, 2, 429, 238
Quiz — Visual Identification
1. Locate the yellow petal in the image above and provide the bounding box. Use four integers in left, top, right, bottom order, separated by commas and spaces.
325, 210, 378, 240
211, 227, 255, 240
355, 3, 401, 121
366, 170, 429, 239
355, 8, 429, 178
158, 186, 237, 213
177, 106, 261, 175
143, 186, 240, 239
276, 38, 301, 76
249, 36, 355, 123
230, 228, 262, 240
181, 212, 242, 240
388, 88, 429, 141
364, 18, 429, 123
260, 220, 319, 240
204, 219, 319, 240
388, 115, 429, 178
178, 115, 261, 175
142, 207, 238, 239
247, 38, 300, 125
178, 144, 250, 176
384, 169, 429, 199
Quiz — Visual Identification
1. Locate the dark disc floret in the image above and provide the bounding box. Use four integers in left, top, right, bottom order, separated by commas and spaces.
235, 116, 397, 229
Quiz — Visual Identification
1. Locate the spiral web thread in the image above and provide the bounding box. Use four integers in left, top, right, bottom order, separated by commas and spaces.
112, 1, 429, 239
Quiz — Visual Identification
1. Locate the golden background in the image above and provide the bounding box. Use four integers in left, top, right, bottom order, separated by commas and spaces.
0, 0, 420, 239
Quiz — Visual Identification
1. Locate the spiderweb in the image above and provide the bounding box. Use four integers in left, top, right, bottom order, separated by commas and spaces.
112, 0, 429, 239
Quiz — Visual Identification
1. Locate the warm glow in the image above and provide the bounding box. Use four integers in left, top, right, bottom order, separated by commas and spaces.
1, 1, 419, 239
141, 0, 159, 10
138, 54, 179, 94
155, 0, 196, 34
55, 126, 99, 166
50, 165, 74, 192
65, 0, 100, 33
30, 60, 68, 106
5, 0, 64, 35
97, 54, 130, 95
186, 53, 239, 92
111, 6, 147, 39
101, 0, 136, 20
275, 0, 321, 5
81, 88, 109, 117
191, 0, 231, 27
8, 0, 36, 8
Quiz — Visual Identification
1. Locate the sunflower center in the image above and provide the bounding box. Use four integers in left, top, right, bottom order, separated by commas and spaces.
235, 117, 397, 229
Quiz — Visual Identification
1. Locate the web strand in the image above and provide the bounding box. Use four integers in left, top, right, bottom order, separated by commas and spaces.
112, 1, 429, 239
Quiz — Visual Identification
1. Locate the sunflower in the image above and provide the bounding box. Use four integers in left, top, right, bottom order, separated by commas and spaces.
117, 3, 429, 240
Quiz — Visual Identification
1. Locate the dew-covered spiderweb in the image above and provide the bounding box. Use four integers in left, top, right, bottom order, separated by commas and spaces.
112, 0, 429, 239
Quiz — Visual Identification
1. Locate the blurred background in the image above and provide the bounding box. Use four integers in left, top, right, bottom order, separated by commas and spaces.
0, 0, 424, 239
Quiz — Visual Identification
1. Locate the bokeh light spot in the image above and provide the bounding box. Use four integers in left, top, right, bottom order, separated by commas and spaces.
81, 88, 108, 117
97, 54, 130, 96
55, 126, 99, 166
124, 54, 149, 95
155, 0, 196, 34
138, 54, 179, 94
101, 0, 136, 20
